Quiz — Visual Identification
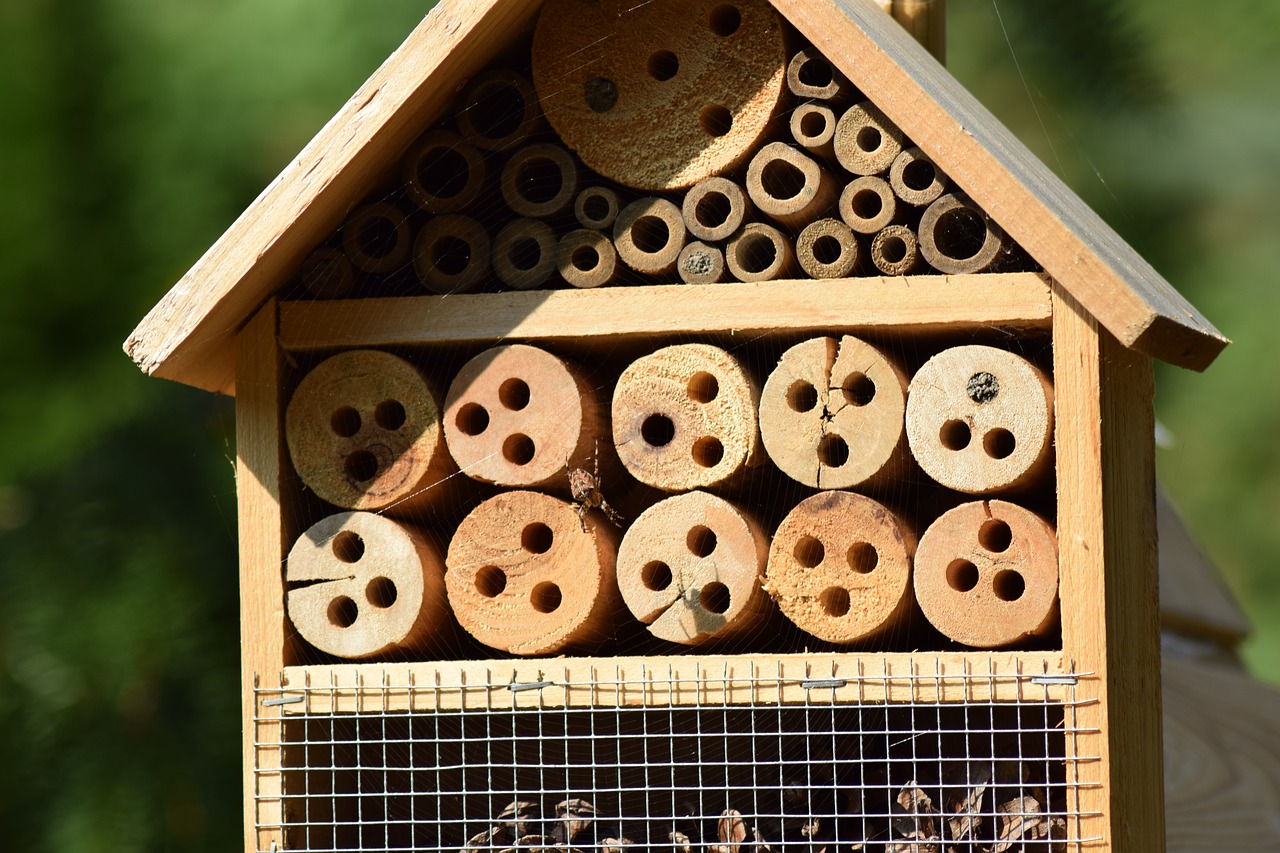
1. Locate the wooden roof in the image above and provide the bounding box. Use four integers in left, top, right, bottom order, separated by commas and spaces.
124, 0, 1227, 395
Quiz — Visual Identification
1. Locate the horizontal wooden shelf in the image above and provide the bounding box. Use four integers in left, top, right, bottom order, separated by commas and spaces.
278, 273, 1053, 351
265, 650, 1077, 714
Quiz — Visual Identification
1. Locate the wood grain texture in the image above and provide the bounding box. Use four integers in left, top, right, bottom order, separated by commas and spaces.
1157, 487, 1250, 647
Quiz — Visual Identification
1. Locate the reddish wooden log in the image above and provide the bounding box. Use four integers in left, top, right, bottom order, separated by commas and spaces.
575, 186, 621, 230
905, 345, 1054, 494
402, 129, 487, 214
285, 349, 455, 514
796, 218, 861, 278
286, 511, 450, 659
682, 177, 751, 243
833, 101, 906, 176
889, 146, 948, 207
616, 491, 771, 646
786, 48, 851, 102
745, 142, 839, 231
725, 222, 796, 282
557, 229, 619, 288
614, 197, 687, 276
917, 193, 1009, 274
764, 491, 915, 644
413, 214, 491, 295
870, 224, 924, 276
297, 247, 356, 299
839, 176, 900, 235
500, 142, 579, 218
340, 202, 412, 275
454, 69, 541, 152
913, 500, 1059, 648
790, 102, 838, 162
677, 241, 726, 284
492, 218, 557, 290
446, 490, 619, 655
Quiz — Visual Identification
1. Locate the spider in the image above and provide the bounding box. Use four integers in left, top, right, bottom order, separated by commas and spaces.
568, 443, 624, 533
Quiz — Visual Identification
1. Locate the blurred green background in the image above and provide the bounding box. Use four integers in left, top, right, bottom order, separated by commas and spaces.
0, 0, 1275, 848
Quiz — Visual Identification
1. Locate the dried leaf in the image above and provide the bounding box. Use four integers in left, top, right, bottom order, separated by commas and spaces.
995, 796, 1044, 853
495, 800, 538, 839
668, 829, 693, 853
600, 837, 635, 853
718, 809, 747, 853
893, 783, 940, 841
553, 798, 597, 843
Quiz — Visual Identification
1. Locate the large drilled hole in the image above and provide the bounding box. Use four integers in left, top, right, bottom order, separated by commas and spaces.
330, 406, 362, 438
687, 371, 719, 403
993, 570, 1026, 602
851, 188, 883, 219
940, 419, 972, 451
841, 373, 876, 407
934, 207, 988, 261
499, 378, 531, 411
818, 434, 850, 468
508, 237, 543, 271
647, 49, 679, 81
692, 436, 724, 468
812, 234, 844, 265
468, 84, 526, 141
455, 402, 490, 436
984, 428, 1017, 460
902, 158, 936, 191
366, 577, 397, 609
709, 4, 742, 36
571, 244, 600, 272
356, 216, 399, 259
856, 126, 883, 154
687, 525, 717, 558
417, 146, 469, 199
374, 400, 406, 431
695, 192, 732, 230
515, 156, 564, 205
521, 522, 553, 554
880, 235, 907, 263
700, 582, 731, 614
641, 414, 675, 447
327, 596, 358, 628
735, 232, 778, 274
631, 215, 670, 254
793, 535, 825, 568
798, 56, 834, 89
344, 451, 378, 483
979, 519, 1013, 553
700, 104, 733, 137
331, 531, 365, 564
503, 433, 536, 466
431, 236, 472, 276
641, 561, 673, 591
821, 587, 851, 617
475, 566, 507, 598
761, 159, 806, 201
580, 192, 613, 225
946, 559, 980, 593
799, 110, 829, 140
531, 582, 563, 613
787, 380, 819, 412
848, 542, 879, 574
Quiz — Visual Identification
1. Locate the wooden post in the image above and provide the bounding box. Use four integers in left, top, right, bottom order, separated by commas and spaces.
891, 0, 946, 64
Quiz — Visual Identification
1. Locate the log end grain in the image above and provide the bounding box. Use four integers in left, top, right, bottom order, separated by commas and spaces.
614, 197, 687, 276
725, 222, 796, 282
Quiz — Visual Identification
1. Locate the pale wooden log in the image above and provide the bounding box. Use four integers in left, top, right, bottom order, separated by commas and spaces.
500, 142, 579, 218
340, 201, 412, 275
764, 491, 915, 644
913, 500, 1059, 648
891, 0, 946, 64
760, 335, 909, 489
616, 491, 771, 646
682, 177, 752, 243
839, 175, 901, 234
531, 0, 786, 191
280, 274, 1054, 349
906, 344, 1054, 494
918, 192, 1010, 274
613, 197, 687, 276
285, 511, 450, 659
492, 217, 557, 290
612, 343, 760, 492
725, 222, 796, 282
786, 47, 851, 102
796, 218, 860, 278
413, 213, 491, 294
889, 146, 947, 207
745, 142, 839, 231
296, 247, 355, 299
790, 103, 838, 162
284, 349, 454, 514
556, 229, 618, 289
445, 490, 618, 655
402, 129, 487, 214
443, 344, 605, 490
677, 241, 726, 285
870, 224, 924, 275
575, 185, 620, 230
455, 68, 541, 152
834, 101, 906, 176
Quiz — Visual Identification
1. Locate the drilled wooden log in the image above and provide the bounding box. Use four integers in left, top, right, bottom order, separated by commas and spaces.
286, 511, 450, 659
575, 186, 621, 230
682, 177, 751, 243
492, 218, 557, 290
725, 222, 796, 282
532, 0, 787, 190
745, 142, 839, 231
918, 193, 1009, 274
677, 241, 726, 284
501, 142, 579, 218
905, 345, 1054, 494
612, 343, 760, 492
446, 490, 618, 655
616, 490, 771, 645
614, 197, 687, 276
413, 214, 491, 295
557, 229, 619, 288
759, 335, 909, 489
914, 500, 1059, 648
455, 69, 541, 152
870, 224, 924, 276
786, 48, 851, 102
340, 202, 412, 275
285, 349, 454, 513
834, 102, 906, 176
443, 344, 606, 490
297, 247, 355, 299
839, 176, 900, 235
402, 129, 488, 214
889, 146, 947, 207
790, 102, 838, 162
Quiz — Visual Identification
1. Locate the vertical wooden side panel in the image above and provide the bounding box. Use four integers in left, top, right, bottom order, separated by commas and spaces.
1054, 284, 1163, 851
236, 299, 287, 853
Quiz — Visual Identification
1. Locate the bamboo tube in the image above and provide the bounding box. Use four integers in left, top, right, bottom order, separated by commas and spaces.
764, 491, 915, 645
681, 177, 751, 243
445, 490, 619, 655
889, 146, 948, 207
870, 224, 924, 275
413, 214, 491, 295
443, 344, 606, 490
455, 69, 541, 152
790, 103, 838, 162
616, 490, 771, 646
340, 202, 412, 275
575, 186, 621, 230
613, 197, 687, 276
612, 343, 760, 492
297, 247, 356, 299
796, 218, 860, 279
285, 511, 450, 659
402, 129, 487, 214
285, 349, 455, 514
918, 193, 1009, 274
758, 335, 910, 489
531, 0, 787, 190
725, 222, 796, 282
833, 102, 906, 176
556, 229, 619, 288
677, 241, 726, 284
913, 500, 1058, 649
492, 218, 557, 290
839, 175, 900, 234
786, 48, 851, 102
500, 142, 579, 218
745, 142, 839, 231
905, 345, 1054, 494
892, 0, 947, 65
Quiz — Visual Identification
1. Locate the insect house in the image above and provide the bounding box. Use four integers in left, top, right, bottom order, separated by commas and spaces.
125, 1, 1228, 851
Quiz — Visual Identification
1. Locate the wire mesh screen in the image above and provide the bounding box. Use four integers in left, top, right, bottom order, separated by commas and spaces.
255, 664, 1095, 852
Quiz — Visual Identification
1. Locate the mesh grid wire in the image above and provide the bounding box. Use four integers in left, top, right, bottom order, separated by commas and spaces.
254, 663, 1098, 852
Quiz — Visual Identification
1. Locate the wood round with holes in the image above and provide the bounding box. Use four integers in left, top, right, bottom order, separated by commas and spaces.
914, 500, 1059, 648
286, 511, 450, 659
557, 229, 618, 288
444, 344, 605, 490
906, 345, 1054, 494
298, 247, 356, 299
759, 335, 909, 489
764, 491, 915, 645
532, 0, 787, 191
725, 222, 795, 282
446, 490, 619, 655
833, 101, 905, 176
340, 202, 412, 275
682, 177, 751, 243
575, 186, 620, 230
918, 193, 1008, 274
612, 343, 759, 492
413, 214, 491, 294
677, 241, 726, 284
402, 129, 487, 214
790, 102, 838, 162
286, 350, 454, 514
870, 224, 924, 275
745, 142, 838, 231
455, 69, 541, 152
500, 142, 579, 218
889, 146, 947, 206
797, 218, 860, 278
616, 490, 771, 645
613, 197, 687, 276
492, 218, 557, 290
